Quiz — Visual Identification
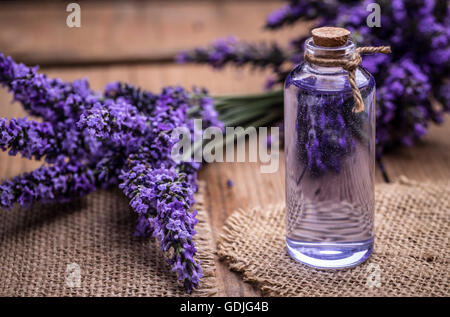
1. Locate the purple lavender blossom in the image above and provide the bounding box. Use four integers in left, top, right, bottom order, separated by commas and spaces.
0, 117, 58, 161
189, 87, 224, 132
0, 52, 104, 164
0, 53, 224, 293
265, 1, 340, 29
264, 76, 278, 91
294, 89, 368, 176
376, 58, 436, 152
0, 158, 96, 209
78, 85, 212, 291
112, 86, 223, 291
119, 156, 202, 292
78, 99, 150, 153
289, 0, 450, 152
176, 37, 286, 70
0, 53, 97, 124
177, 0, 450, 155
104, 81, 158, 115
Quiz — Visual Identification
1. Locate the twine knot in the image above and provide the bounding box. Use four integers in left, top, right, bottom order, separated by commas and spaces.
304, 46, 391, 113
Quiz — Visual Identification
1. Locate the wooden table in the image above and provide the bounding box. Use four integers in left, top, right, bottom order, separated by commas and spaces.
1, 0, 449, 296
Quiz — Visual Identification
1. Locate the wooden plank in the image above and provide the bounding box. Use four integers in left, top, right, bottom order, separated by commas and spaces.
0, 0, 311, 66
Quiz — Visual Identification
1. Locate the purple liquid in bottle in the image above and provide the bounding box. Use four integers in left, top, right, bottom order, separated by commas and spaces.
284, 37, 375, 269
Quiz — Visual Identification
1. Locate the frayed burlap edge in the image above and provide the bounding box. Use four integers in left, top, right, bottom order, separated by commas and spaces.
217, 204, 284, 295
190, 181, 218, 296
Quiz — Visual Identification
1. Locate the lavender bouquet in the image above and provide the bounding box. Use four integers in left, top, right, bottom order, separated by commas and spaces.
0, 53, 227, 292
177, 0, 450, 157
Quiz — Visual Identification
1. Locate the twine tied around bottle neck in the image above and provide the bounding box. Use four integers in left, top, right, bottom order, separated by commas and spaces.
304, 46, 391, 113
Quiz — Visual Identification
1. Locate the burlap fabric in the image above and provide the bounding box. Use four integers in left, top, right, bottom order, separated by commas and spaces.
0, 182, 217, 296
217, 177, 449, 296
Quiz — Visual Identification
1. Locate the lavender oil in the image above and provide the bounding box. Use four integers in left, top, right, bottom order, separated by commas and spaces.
284, 28, 377, 269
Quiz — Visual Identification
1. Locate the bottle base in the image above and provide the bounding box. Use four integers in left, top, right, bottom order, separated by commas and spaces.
286, 237, 373, 269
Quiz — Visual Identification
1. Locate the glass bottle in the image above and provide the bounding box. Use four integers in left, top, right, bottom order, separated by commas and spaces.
284, 33, 376, 269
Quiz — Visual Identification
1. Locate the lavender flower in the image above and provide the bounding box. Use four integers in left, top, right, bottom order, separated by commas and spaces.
265, 0, 340, 29
78, 99, 150, 153
77, 86, 208, 291
287, 0, 450, 152
0, 52, 105, 164
112, 86, 225, 290
0, 53, 224, 293
295, 89, 368, 176
177, 0, 450, 156
189, 88, 224, 132
376, 58, 435, 152
0, 158, 96, 209
0, 52, 97, 124
119, 154, 202, 292
0, 117, 59, 161
104, 81, 158, 115
176, 37, 286, 70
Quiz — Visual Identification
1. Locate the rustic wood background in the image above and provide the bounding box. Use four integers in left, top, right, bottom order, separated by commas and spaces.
0, 0, 448, 296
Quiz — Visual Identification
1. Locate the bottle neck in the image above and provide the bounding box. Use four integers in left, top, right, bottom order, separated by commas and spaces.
304, 37, 356, 74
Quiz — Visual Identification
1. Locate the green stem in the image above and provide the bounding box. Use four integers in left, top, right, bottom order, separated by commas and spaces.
218, 98, 280, 121
213, 109, 283, 151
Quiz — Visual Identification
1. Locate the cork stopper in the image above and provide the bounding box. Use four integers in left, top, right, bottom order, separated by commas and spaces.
311, 27, 350, 47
